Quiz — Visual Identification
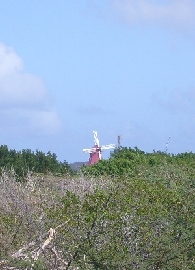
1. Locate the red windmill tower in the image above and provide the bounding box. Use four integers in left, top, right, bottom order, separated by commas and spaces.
83, 131, 115, 165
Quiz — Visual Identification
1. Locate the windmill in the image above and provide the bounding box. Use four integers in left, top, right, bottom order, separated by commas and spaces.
83, 131, 115, 165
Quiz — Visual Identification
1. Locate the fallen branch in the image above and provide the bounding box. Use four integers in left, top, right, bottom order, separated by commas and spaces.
11, 219, 70, 261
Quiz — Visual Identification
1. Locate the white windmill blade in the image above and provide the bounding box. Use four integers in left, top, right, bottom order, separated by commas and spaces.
83, 147, 98, 154
101, 144, 116, 150
93, 131, 100, 147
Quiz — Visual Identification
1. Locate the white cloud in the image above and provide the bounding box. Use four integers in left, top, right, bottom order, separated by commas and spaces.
0, 43, 23, 76
0, 43, 50, 108
112, 0, 195, 31
0, 42, 62, 135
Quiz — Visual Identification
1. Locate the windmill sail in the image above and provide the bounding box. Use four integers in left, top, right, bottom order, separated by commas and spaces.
83, 131, 115, 165
101, 144, 115, 150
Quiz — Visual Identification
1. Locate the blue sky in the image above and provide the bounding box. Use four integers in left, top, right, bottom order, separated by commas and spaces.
0, 0, 195, 163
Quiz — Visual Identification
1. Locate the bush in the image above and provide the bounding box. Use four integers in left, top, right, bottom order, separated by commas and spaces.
1, 147, 195, 269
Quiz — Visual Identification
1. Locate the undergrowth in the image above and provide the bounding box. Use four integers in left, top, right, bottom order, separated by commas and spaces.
1, 148, 195, 269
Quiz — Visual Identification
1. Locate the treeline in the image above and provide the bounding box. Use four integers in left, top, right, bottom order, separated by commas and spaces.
82, 146, 195, 178
0, 145, 74, 177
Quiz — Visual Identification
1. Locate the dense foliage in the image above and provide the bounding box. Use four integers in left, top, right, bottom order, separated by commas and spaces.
1, 146, 195, 269
0, 145, 73, 177
81, 146, 195, 179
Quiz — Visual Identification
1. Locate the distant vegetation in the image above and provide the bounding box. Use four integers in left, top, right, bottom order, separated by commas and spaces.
0, 145, 74, 178
82, 146, 195, 179
1, 146, 195, 269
